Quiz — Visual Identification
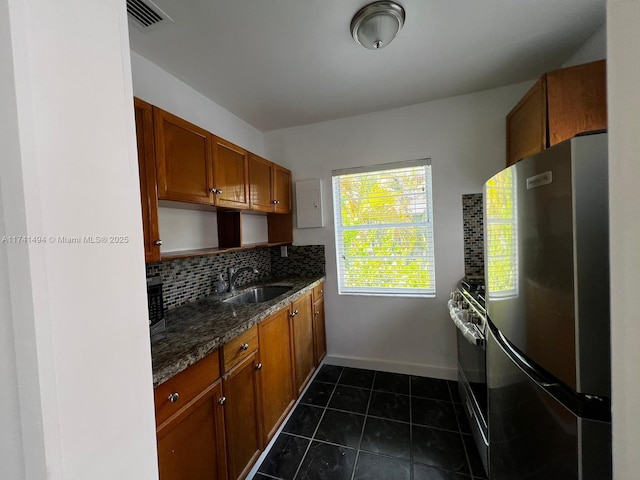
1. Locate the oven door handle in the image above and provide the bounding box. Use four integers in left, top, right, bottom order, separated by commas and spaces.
447, 300, 485, 347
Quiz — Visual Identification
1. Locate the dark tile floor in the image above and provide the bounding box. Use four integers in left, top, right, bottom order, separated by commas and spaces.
251, 364, 488, 480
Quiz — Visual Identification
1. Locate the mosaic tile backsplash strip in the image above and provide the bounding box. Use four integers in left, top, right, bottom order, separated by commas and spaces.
146, 249, 271, 311
146, 245, 326, 311
462, 193, 484, 278
271, 245, 326, 278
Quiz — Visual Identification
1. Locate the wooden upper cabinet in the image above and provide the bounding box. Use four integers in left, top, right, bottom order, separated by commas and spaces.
212, 137, 250, 209
273, 164, 292, 214
134, 98, 161, 262
248, 153, 274, 213
546, 59, 607, 147
154, 107, 214, 205
506, 60, 607, 167
506, 78, 547, 167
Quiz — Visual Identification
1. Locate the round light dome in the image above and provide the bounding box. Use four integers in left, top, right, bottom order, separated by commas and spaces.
351, 1, 405, 50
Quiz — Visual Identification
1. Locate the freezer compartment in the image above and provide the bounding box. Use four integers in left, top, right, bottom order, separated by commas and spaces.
487, 326, 611, 480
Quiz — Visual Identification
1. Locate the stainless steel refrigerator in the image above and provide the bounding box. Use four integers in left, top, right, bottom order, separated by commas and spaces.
484, 132, 611, 480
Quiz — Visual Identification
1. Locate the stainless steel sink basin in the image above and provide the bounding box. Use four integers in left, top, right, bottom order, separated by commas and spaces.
223, 286, 292, 305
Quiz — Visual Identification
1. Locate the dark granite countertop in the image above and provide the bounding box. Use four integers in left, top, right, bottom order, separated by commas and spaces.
151, 275, 325, 386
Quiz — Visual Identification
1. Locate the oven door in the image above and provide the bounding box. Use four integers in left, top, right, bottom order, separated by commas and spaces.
457, 329, 489, 473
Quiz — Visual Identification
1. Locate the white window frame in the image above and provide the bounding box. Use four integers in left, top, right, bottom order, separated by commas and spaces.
332, 159, 436, 298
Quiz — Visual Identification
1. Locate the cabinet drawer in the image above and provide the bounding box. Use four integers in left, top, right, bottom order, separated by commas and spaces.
223, 325, 258, 372
313, 283, 324, 303
154, 352, 220, 427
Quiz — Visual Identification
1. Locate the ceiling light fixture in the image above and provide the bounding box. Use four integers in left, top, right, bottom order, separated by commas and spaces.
351, 1, 405, 50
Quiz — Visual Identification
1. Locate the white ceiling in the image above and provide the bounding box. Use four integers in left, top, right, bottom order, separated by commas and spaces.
128, 0, 606, 132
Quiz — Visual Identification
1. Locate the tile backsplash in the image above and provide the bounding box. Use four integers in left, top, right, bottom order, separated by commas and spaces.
271, 245, 325, 278
146, 245, 325, 311
462, 193, 484, 278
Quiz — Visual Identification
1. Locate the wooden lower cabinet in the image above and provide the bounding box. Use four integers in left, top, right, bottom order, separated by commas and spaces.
291, 292, 315, 395
313, 299, 326, 365
312, 283, 326, 365
157, 380, 227, 480
258, 308, 296, 445
154, 285, 327, 479
223, 351, 263, 480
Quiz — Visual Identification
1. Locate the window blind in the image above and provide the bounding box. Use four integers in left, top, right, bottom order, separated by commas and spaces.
332, 159, 435, 297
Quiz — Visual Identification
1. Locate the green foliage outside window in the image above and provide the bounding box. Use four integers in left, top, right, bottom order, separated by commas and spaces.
334, 163, 434, 295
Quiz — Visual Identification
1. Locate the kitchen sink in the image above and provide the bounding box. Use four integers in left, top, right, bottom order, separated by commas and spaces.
223, 285, 292, 305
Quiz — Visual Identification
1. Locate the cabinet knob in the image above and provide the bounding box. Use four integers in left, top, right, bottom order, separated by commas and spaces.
315, 311, 320, 316
209, 188, 223, 194
319, 289, 323, 294
218, 396, 227, 406
240, 343, 249, 351
290, 309, 299, 317
271, 200, 277, 204
168, 392, 180, 403
154, 239, 163, 246
256, 363, 263, 371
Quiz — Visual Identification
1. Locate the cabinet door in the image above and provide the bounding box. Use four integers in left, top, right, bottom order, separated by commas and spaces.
213, 137, 250, 209
223, 351, 263, 480
547, 60, 607, 147
272, 164, 292, 214
157, 380, 227, 480
313, 299, 326, 366
134, 98, 161, 262
291, 292, 315, 394
506, 77, 547, 167
258, 308, 295, 444
154, 107, 213, 204
248, 153, 274, 213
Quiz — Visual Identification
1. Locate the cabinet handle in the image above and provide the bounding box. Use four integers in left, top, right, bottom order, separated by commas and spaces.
218, 396, 226, 406
154, 239, 163, 246
240, 343, 249, 351
256, 363, 263, 371
168, 392, 180, 403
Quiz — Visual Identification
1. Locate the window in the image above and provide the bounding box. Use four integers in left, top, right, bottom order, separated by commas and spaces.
332, 159, 435, 297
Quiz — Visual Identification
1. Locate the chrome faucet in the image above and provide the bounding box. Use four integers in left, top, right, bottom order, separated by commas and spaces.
227, 266, 259, 293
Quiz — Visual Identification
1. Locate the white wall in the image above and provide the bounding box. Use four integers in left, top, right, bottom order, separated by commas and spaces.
607, 1, 640, 478
131, 51, 268, 252
563, 23, 607, 67
1, 1, 157, 479
265, 83, 530, 377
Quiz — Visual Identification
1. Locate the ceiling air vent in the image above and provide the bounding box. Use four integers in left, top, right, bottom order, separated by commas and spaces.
127, 0, 173, 29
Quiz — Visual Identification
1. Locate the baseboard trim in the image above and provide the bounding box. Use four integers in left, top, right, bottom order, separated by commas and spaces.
323, 354, 458, 381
